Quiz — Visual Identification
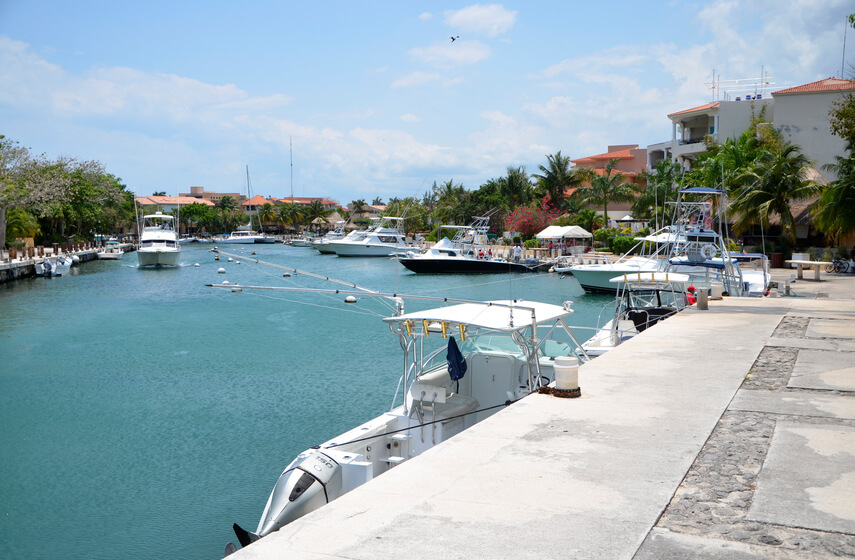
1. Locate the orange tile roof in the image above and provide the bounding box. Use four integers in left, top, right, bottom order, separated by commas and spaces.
667, 102, 720, 118
243, 194, 274, 206
571, 147, 637, 165
772, 77, 855, 95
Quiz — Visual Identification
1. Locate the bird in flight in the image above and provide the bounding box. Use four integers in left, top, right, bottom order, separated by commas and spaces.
450, 36, 460, 42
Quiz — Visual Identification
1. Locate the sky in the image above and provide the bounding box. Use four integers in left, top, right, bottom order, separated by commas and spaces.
1, 1, 854, 205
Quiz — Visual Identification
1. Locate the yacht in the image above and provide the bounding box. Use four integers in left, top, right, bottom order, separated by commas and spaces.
324, 217, 410, 257
220, 167, 276, 244
312, 222, 348, 254
137, 212, 180, 267
397, 216, 541, 273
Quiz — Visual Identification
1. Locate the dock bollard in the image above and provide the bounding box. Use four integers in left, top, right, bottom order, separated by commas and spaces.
697, 288, 709, 310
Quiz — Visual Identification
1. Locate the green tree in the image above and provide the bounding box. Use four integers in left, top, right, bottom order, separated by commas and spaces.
532, 151, 581, 209
5, 207, 40, 243
633, 159, 682, 225
258, 202, 278, 233
277, 203, 304, 230
813, 140, 855, 241
215, 196, 239, 212
730, 143, 821, 243
304, 200, 333, 228
499, 166, 533, 210
574, 159, 637, 222
180, 202, 213, 234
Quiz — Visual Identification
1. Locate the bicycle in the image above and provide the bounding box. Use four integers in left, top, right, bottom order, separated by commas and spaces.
825, 258, 851, 273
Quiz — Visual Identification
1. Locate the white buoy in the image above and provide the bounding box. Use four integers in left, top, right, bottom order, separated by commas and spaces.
222, 280, 230, 285
227, 257, 233, 262
231, 287, 242, 292
218, 267, 226, 274
194, 263, 200, 267
344, 295, 357, 303
283, 272, 291, 277
235, 261, 241, 265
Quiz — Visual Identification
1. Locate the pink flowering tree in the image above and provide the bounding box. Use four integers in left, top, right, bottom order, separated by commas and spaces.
505, 195, 560, 240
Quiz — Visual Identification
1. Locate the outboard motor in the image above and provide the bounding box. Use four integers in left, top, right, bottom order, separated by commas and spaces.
233, 449, 343, 547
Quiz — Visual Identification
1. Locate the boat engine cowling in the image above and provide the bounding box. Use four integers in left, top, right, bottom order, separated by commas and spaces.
255, 450, 343, 538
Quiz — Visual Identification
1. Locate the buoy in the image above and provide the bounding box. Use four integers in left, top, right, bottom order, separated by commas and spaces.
344, 295, 357, 303
283, 272, 291, 277
231, 287, 242, 292
194, 263, 200, 267
251, 251, 256, 255
214, 256, 220, 261
227, 257, 233, 262
222, 280, 230, 285
218, 267, 226, 274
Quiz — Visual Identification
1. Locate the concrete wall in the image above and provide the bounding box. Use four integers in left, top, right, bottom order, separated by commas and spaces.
772, 91, 849, 181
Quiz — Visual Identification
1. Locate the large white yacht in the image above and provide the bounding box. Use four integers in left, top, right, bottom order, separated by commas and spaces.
324, 217, 410, 257
137, 212, 180, 267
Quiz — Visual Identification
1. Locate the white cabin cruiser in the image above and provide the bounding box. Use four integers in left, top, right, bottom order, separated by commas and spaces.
312, 222, 348, 254
137, 212, 180, 267
97, 240, 124, 260
226, 292, 587, 550
324, 217, 410, 257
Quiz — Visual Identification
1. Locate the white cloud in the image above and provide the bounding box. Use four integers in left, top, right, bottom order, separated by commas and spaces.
444, 4, 517, 37
409, 40, 491, 67
391, 71, 441, 88
400, 114, 421, 122
418, 12, 432, 21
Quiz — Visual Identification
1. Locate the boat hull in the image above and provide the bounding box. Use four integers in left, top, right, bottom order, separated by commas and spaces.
398, 257, 538, 274
328, 242, 407, 257
561, 262, 660, 293
137, 249, 180, 267
218, 237, 275, 244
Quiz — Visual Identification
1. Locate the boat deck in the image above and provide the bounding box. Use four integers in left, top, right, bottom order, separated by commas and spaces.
231, 270, 855, 560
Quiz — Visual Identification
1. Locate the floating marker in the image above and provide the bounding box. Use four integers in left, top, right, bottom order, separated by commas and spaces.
218, 268, 226, 274
344, 295, 357, 303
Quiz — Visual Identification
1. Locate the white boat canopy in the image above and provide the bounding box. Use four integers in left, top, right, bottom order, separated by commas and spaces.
608, 272, 691, 285
383, 300, 573, 332
535, 225, 592, 239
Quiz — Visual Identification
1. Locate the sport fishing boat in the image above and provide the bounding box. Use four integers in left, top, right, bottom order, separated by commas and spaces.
35, 255, 73, 277
396, 215, 542, 273
312, 222, 348, 254
324, 217, 410, 257
137, 212, 180, 267
558, 188, 770, 297
209, 251, 589, 552
580, 272, 691, 358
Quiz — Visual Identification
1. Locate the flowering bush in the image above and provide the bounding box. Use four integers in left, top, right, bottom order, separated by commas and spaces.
505, 196, 560, 239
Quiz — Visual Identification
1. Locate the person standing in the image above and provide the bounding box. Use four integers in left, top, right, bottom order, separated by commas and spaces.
513, 244, 521, 263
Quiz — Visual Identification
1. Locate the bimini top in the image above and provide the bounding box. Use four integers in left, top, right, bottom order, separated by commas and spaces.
383, 299, 573, 332
143, 213, 175, 220
609, 272, 690, 285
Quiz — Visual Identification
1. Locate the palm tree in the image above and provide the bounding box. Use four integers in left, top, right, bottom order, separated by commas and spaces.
215, 195, 239, 213
304, 200, 333, 228
813, 141, 855, 242
730, 143, 821, 243
574, 159, 637, 222
350, 199, 366, 219
277, 203, 304, 231
532, 151, 582, 209
500, 166, 532, 210
258, 203, 278, 233
633, 159, 682, 226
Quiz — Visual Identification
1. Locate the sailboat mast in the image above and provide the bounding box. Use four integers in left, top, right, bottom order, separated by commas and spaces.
246, 165, 254, 231
289, 137, 294, 200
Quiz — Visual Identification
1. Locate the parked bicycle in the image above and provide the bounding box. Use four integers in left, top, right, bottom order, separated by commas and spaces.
825, 258, 851, 273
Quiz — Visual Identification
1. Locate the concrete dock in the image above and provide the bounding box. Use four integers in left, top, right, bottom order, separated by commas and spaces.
232, 270, 855, 560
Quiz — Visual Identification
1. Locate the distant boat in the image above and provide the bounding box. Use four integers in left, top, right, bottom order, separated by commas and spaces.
97, 240, 124, 260
137, 212, 180, 267
324, 217, 410, 257
220, 166, 275, 244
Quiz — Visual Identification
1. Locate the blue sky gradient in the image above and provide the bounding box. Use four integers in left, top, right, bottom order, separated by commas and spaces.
1, 1, 853, 204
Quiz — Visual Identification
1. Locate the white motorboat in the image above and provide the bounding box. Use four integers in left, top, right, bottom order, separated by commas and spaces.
289, 235, 317, 247
580, 272, 691, 358
312, 222, 348, 254
324, 217, 410, 257
219, 167, 276, 244
397, 216, 541, 273
137, 212, 180, 267
224, 291, 587, 550
97, 240, 124, 260
35, 255, 73, 277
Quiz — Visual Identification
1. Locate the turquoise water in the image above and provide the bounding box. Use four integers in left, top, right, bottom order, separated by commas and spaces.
0, 244, 610, 560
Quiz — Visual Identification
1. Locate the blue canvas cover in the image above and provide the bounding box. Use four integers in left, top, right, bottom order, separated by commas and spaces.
446, 336, 467, 381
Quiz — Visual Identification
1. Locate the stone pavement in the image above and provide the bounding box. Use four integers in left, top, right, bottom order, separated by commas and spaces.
637, 269, 855, 559
230, 269, 855, 560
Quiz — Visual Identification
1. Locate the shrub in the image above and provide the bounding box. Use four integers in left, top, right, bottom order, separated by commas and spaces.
609, 235, 637, 255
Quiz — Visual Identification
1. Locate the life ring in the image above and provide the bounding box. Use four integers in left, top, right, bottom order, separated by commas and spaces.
700, 244, 717, 260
